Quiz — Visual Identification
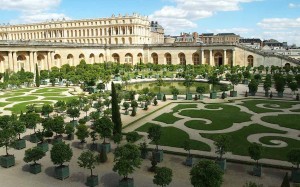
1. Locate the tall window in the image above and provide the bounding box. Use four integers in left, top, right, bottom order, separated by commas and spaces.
165, 53, 172, 65
247, 55, 254, 67
152, 53, 158, 64
193, 53, 200, 65
125, 53, 133, 64
179, 53, 186, 65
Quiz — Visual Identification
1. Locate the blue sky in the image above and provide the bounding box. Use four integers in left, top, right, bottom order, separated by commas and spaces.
0, 0, 300, 45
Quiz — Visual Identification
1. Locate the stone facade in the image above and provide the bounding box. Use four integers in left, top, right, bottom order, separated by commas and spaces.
0, 41, 298, 73
0, 13, 164, 45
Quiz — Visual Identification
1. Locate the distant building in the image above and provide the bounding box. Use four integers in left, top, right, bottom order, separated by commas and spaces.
263, 39, 287, 50
199, 33, 240, 44
239, 38, 262, 49
174, 32, 201, 43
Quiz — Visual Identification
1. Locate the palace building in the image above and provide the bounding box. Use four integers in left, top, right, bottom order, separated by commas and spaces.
0, 14, 299, 73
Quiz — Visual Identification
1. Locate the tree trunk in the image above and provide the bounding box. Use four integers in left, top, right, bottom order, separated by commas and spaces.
90, 169, 93, 177
6, 145, 8, 155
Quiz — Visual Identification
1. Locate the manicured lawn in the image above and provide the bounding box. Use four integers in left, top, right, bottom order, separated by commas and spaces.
184, 120, 212, 130
5, 101, 53, 114
6, 96, 38, 102
42, 96, 78, 102
180, 104, 252, 130
239, 99, 298, 113
200, 124, 295, 161
0, 102, 10, 107
11, 88, 34, 93
0, 92, 24, 98
135, 123, 211, 151
261, 114, 300, 130
34, 88, 69, 93
172, 104, 198, 113
153, 112, 182, 124
31, 92, 65, 97
291, 109, 300, 112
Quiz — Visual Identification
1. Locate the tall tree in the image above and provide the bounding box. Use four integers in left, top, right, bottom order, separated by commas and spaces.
111, 82, 122, 135
35, 64, 40, 87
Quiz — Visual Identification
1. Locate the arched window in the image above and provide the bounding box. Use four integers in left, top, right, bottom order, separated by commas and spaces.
79, 54, 85, 60
152, 53, 158, 64
125, 53, 133, 64
67, 54, 74, 66
193, 53, 200, 65
179, 53, 186, 65
89, 53, 95, 64
137, 53, 143, 64
112, 53, 120, 63
99, 54, 104, 63
165, 53, 172, 65
54, 54, 61, 67
214, 52, 223, 66
247, 55, 254, 67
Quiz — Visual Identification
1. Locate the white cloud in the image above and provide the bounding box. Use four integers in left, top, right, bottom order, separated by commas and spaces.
150, 0, 258, 35
288, 3, 300, 8
258, 17, 300, 30
0, 0, 68, 24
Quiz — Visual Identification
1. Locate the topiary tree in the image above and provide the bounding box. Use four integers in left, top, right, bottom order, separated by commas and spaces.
229, 73, 242, 92
153, 98, 158, 106
123, 102, 130, 114
248, 79, 259, 95
65, 123, 75, 140
12, 118, 26, 140
183, 140, 191, 158
35, 64, 40, 87
148, 125, 162, 151
190, 159, 223, 187
77, 150, 98, 179
214, 135, 230, 160
23, 147, 46, 165
288, 82, 298, 94
51, 116, 65, 137
287, 149, 300, 169
67, 107, 80, 124
94, 116, 113, 144
50, 142, 73, 166
75, 124, 89, 143
126, 132, 140, 143
248, 143, 263, 167
113, 133, 123, 148
0, 116, 17, 156
113, 144, 142, 184
41, 104, 54, 117
111, 82, 123, 135
153, 167, 173, 187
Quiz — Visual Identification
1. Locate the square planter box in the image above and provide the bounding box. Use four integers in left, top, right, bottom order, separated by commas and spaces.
173, 95, 178, 100
90, 143, 98, 151
250, 92, 256, 96
157, 93, 164, 100
210, 92, 217, 99
98, 143, 111, 153
37, 142, 49, 153
252, 165, 262, 177
0, 155, 15, 168
29, 163, 42, 174
124, 110, 129, 115
67, 134, 74, 140
291, 168, 300, 183
199, 95, 204, 100
141, 151, 148, 159
221, 92, 227, 99
216, 159, 226, 171
152, 150, 163, 163
186, 93, 193, 100
141, 75, 145, 79
230, 91, 237, 97
52, 137, 63, 145
14, 139, 26, 150
264, 91, 269, 97
86, 175, 99, 187
30, 134, 39, 143
243, 80, 249, 85
70, 120, 78, 126
185, 156, 193, 167
54, 165, 70, 180
119, 178, 134, 187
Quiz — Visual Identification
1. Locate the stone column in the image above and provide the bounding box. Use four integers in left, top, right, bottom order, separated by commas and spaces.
223, 50, 227, 65
47, 52, 52, 70
209, 50, 213, 66
201, 50, 205, 65
8, 51, 13, 71
12, 52, 18, 72
232, 50, 236, 66
29, 52, 34, 72
33, 52, 37, 70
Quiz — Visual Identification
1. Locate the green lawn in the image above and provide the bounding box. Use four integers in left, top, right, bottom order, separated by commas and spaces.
135, 123, 211, 151
0, 102, 10, 107
6, 96, 38, 102
172, 104, 198, 113
42, 96, 78, 102
0, 92, 24, 98
239, 99, 298, 113
34, 88, 69, 93
200, 124, 295, 161
180, 104, 252, 130
291, 109, 300, 112
153, 112, 182, 124
261, 114, 300, 130
5, 101, 53, 114
11, 88, 34, 93
31, 92, 65, 97
184, 120, 213, 130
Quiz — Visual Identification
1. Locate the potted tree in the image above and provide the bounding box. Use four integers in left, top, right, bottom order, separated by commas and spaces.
23, 147, 46, 174
214, 135, 230, 171
113, 143, 142, 187
50, 142, 73, 180
78, 150, 99, 187
263, 79, 272, 97
229, 73, 241, 97
148, 125, 163, 162
170, 86, 179, 100
248, 143, 263, 177
65, 123, 75, 140
274, 75, 286, 97
248, 79, 259, 96
75, 124, 89, 148
51, 116, 65, 144
196, 86, 205, 100
67, 107, 80, 125
94, 116, 113, 154
156, 78, 165, 100
41, 104, 54, 118
183, 140, 193, 166
89, 130, 98, 151
208, 73, 220, 99
153, 167, 173, 187
183, 74, 194, 100
22, 112, 40, 143
242, 70, 251, 85
139, 141, 148, 159
220, 84, 229, 99
287, 148, 300, 183
0, 115, 17, 168
13, 118, 26, 150
190, 159, 224, 187
36, 130, 49, 153
123, 102, 130, 115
